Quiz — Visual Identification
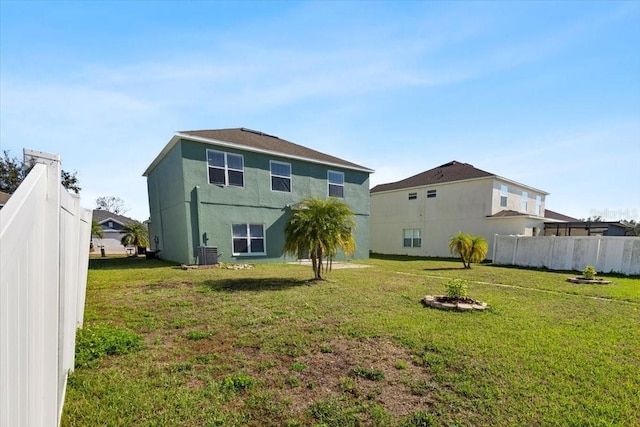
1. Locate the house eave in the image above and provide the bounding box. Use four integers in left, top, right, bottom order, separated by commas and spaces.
144, 132, 375, 176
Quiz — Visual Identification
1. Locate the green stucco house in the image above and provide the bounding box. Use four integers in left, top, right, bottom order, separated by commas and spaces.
143, 128, 373, 265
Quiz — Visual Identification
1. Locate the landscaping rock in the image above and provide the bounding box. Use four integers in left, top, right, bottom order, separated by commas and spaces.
421, 295, 488, 312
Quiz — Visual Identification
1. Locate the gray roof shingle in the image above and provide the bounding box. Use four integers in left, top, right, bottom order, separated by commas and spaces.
179, 128, 372, 172
370, 161, 494, 193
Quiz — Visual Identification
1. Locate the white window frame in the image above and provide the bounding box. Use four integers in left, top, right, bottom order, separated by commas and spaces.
521, 191, 528, 212
408, 192, 417, 200
270, 160, 292, 193
403, 228, 422, 248
535, 195, 542, 215
231, 223, 266, 256
500, 185, 508, 207
328, 170, 344, 198
207, 149, 244, 187
426, 190, 437, 199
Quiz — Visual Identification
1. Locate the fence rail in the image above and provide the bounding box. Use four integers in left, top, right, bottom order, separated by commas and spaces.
492, 234, 640, 275
1, 150, 91, 427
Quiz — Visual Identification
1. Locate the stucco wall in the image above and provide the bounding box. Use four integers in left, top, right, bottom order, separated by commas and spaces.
147, 139, 371, 264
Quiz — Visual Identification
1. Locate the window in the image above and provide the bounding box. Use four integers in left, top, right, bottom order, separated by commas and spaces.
500, 185, 508, 207
270, 161, 291, 192
521, 191, 528, 212
408, 192, 417, 200
426, 190, 437, 198
535, 195, 542, 215
403, 229, 421, 248
108, 221, 113, 228
207, 149, 244, 187
328, 170, 344, 198
232, 223, 265, 255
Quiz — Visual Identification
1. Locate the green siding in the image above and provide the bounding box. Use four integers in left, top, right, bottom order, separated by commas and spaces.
148, 139, 371, 264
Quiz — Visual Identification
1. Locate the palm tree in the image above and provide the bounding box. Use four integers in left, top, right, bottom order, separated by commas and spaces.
90, 220, 104, 251
449, 232, 488, 268
283, 197, 356, 280
120, 223, 149, 256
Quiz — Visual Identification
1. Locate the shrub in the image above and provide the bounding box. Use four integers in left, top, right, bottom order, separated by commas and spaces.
75, 323, 143, 368
583, 265, 597, 280
443, 278, 468, 299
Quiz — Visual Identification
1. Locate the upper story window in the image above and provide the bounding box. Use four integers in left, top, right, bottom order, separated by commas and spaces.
535, 195, 542, 215
426, 190, 437, 198
328, 170, 344, 198
521, 191, 528, 212
500, 185, 508, 207
207, 149, 244, 187
270, 161, 291, 192
408, 192, 417, 200
108, 221, 113, 228
232, 223, 265, 255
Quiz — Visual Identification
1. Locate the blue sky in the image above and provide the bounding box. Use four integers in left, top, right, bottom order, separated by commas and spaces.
1, 1, 639, 222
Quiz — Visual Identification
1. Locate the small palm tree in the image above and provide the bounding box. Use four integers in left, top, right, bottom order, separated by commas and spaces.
120, 223, 149, 256
283, 197, 356, 280
90, 220, 104, 251
449, 232, 488, 268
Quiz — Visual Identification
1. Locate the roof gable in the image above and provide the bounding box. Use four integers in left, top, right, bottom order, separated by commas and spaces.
370, 161, 494, 193
92, 209, 141, 225
144, 128, 373, 176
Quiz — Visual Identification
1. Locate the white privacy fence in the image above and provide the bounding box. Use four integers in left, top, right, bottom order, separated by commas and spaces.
1, 150, 91, 427
492, 235, 640, 275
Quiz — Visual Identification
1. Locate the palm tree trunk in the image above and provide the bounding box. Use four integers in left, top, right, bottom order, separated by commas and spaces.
315, 245, 323, 279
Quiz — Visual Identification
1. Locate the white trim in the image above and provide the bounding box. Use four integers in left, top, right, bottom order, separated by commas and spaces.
143, 133, 374, 176
327, 170, 344, 198
231, 223, 266, 256
371, 175, 549, 196
269, 160, 292, 193
206, 148, 245, 188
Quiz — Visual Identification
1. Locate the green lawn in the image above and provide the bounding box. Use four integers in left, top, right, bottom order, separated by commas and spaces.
62, 255, 640, 426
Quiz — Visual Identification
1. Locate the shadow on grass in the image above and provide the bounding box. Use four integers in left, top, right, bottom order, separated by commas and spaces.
89, 257, 179, 270
488, 263, 639, 278
203, 277, 312, 292
423, 267, 467, 271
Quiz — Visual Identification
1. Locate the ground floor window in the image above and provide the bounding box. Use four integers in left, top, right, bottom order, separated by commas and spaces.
232, 223, 265, 255
403, 229, 421, 248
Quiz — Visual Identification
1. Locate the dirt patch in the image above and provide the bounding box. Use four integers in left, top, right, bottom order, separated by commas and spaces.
237, 337, 434, 418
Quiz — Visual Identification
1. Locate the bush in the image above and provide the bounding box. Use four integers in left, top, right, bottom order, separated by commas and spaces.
582, 265, 597, 280
75, 323, 143, 368
443, 278, 468, 299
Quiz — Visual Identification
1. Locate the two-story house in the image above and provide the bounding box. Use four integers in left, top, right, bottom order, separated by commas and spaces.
370, 161, 555, 259
143, 128, 373, 265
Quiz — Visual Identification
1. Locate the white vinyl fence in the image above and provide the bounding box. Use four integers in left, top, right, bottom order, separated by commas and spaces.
1, 150, 91, 427
492, 235, 640, 275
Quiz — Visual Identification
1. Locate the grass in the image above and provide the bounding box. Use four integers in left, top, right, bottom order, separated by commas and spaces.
62, 255, 640, 426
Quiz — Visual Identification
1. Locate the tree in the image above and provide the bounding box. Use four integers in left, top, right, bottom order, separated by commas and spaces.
90, 220, 104, 251
120, 223, 149, 256
283, 197, 356, 280
448, 232, 489, 269
0, 150, 80, 194
96, 196, 129, 215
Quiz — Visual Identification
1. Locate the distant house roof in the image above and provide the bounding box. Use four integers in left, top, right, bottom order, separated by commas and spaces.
371, 161, 493, 193
370, 161, 548, 194
488, 209, 529, 218
544, 209, 580, 222
92, 209, 141, 225
143, 128, 374, 176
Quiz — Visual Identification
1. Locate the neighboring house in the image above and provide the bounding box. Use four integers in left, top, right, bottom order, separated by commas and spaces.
92, 209, 143, 254
143, 128, 373, 264
0, 191, 10, 209
370, 161, 566, 259
544, 220, 633, 236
